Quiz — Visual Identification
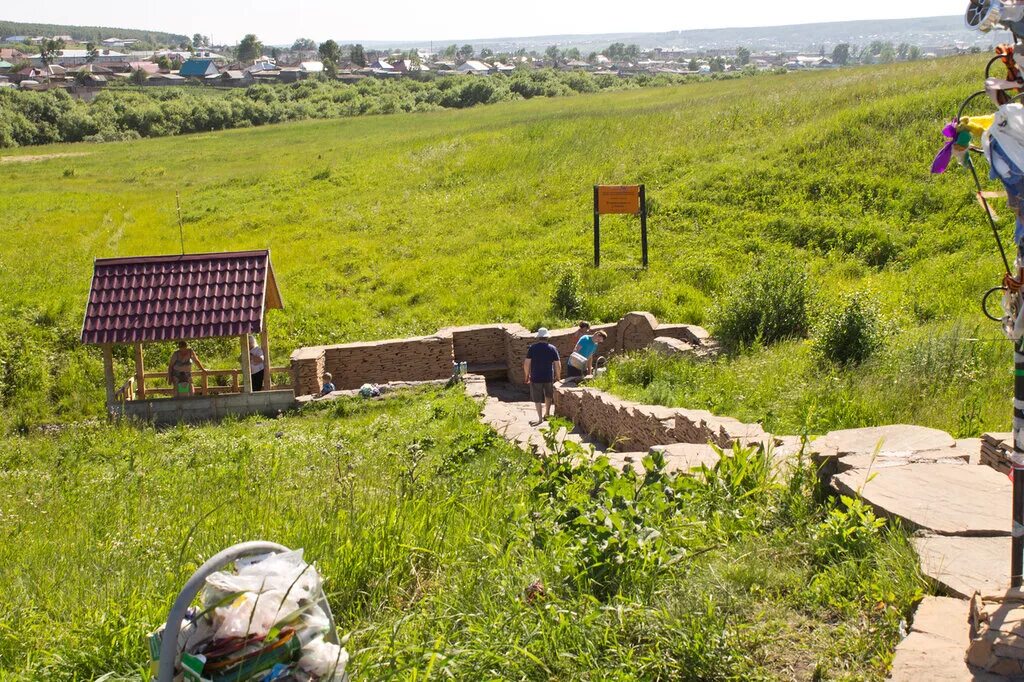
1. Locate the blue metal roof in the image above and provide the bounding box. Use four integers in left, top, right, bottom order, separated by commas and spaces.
179, 58, 216, 77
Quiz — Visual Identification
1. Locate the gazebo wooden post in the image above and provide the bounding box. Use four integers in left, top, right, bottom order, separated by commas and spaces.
134, 343, 146, 400
240, 335, 253, 394
102, 344, 115, 404
260, 323, 270, 389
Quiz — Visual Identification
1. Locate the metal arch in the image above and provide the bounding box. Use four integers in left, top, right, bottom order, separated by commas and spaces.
959, 89, 994, 120
984, 286, 1009, 321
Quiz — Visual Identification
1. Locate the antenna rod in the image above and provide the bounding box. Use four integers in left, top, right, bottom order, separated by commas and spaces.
176, 191, 185, 255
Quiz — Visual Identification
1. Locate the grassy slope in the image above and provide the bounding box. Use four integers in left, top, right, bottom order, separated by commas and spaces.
0, 388, 924, 680
0, 56, 1007, 431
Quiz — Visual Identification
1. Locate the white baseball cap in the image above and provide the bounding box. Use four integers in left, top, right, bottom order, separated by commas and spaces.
537, 327, 551, 338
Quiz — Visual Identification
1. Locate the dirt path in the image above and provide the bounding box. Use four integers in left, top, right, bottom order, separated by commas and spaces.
0, 152, 90, 164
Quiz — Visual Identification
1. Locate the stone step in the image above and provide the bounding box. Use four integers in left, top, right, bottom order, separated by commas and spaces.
833, 463, 1011, 536
465, 362, 508, 380
889, 596, 1005, 681
915, 535, 1011, 599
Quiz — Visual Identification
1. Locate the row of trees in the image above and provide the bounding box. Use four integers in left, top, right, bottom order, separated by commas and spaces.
830, 42, 924, 65
0, 68, 737, 149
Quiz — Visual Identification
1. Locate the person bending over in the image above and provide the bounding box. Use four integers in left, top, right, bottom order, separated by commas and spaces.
567, 330, 607, 378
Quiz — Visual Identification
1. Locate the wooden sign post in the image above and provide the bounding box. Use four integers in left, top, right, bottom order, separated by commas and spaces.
593, 184, 647, 268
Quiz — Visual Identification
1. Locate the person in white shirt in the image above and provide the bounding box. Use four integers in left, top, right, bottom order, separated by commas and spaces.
247, 335, 266, 391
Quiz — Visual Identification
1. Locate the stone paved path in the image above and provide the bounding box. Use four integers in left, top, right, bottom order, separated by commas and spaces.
890, 597, 1005, 681
472, 378, 608, 456
464, 378, 1016, 679
810, 425, 1014, 679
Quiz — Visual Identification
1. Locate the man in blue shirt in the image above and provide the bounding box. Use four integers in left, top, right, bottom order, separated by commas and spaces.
524, 327, 561, 425
567, 330, 607, 378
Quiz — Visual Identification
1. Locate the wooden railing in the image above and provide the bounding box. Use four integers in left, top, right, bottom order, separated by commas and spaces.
136, 366, 292, 399
114, 376, 136, 402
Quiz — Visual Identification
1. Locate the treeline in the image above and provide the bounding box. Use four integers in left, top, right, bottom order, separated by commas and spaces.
0, 69, 741, 148
0, 20, 186, 46
830, 41, 925, 65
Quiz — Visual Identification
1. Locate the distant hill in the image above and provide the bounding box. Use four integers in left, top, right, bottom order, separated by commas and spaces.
0, 19, 187, 46
359, 15, 1006, 54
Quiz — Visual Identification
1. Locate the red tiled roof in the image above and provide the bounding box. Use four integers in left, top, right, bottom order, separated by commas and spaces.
81, 250, 283, 345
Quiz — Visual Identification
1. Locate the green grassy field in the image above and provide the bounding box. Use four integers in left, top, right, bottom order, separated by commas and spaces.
0, 55, 1010, 433
0, 60, 978, 680
0, 387, 924, 680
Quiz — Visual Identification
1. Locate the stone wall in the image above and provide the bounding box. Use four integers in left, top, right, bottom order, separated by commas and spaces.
615, 312, 710, 352
290, 312, 713, 396
554, 384, 767, 451
446, 324, 525, 366
291, 346, 326, 397
323, 334, 455, 389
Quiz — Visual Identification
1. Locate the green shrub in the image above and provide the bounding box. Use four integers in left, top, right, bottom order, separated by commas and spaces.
551, 264, 586, 318
711, 258, 809, 352
813, 293, 886, 366
812, 495, 885, 565
530, 422, 686, 599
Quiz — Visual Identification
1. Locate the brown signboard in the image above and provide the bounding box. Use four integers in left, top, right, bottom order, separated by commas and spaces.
596, 185, 641, 215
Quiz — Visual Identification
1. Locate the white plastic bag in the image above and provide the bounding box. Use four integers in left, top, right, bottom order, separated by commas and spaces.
299, 635, 349, 680
202, 549, 323, 639
212, 589, 302, 639
204, 550, 320, 602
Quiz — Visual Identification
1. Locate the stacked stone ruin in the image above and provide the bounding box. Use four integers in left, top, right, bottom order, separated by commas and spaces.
553, 384, 767, 451
289, 311, 713, 396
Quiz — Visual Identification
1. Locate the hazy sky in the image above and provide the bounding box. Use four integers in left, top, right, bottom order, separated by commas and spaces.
4, 0, 970, 45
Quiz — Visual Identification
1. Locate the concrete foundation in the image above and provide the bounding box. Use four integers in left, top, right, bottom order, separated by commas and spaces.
110, 389, 296, 425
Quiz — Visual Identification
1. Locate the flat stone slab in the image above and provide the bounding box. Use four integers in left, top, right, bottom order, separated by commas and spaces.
915, 536, 1011, 599
815, 424, 956, 459
652, 443, 722, 470
833, 464, 1010, 536
890, 597, 1004, 681
839, 443, 974, 472
608, 444, 721, 475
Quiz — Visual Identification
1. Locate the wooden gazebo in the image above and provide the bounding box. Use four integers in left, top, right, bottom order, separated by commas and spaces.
81, 250, 294, 422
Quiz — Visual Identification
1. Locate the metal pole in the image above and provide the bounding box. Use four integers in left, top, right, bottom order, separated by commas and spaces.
1014, 337, 1024, 588
969, 158, 1012, 275
639, 184, 648, 268
593, 185, 601, 268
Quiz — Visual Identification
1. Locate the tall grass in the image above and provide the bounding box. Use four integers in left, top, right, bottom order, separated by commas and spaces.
594, 320, 1007, 436
0, 390, 925, 680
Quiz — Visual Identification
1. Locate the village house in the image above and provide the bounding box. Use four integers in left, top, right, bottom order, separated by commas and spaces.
146, 72, 186, 85
0, 48, 27, 62
179, 57, 220, 78
456, 60, 491, 74
152, 49, 226, 65
128, 61, 160, 75
245, 60, 278, 74
14, 64, 67, 83
561, 58, 592, 70
102, 37, 138, 48
390, 59, 429, 74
